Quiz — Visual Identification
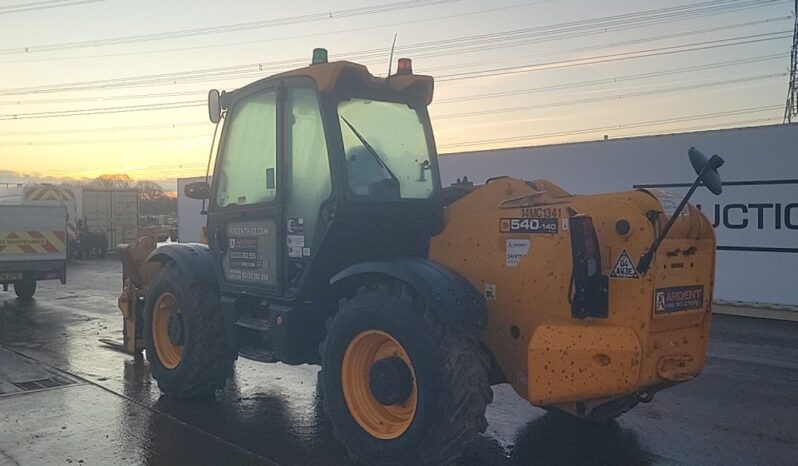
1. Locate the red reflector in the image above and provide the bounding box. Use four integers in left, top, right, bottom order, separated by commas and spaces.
584, 239, 596, 257
581, 217, 594, 235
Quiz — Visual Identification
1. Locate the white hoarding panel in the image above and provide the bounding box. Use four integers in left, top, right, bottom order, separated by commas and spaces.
634, 181, 798, 253
438, 124, 798, 308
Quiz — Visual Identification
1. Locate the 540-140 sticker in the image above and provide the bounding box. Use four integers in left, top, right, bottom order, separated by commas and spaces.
500, 218, 558, 234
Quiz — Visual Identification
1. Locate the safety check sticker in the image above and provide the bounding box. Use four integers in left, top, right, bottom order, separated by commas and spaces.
610, 249, 639, 279
500, 218, 558, 234
505, 239, 530, 267
655, 285, 704, 314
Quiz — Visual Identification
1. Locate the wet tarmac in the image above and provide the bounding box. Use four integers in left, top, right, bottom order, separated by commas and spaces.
0, 257, 796, 465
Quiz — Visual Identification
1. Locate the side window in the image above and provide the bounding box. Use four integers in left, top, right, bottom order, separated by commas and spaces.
284, 88, 331, 257
215, 91, 277, 208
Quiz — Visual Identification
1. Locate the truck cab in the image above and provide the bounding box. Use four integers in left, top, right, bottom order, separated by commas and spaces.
179, 55, 451, 364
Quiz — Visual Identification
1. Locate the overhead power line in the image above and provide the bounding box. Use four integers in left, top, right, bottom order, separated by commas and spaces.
441, 115, 780, 151
612, 116, 782, 139
0, 0, 108, 15
385, 0, 788, 60
435, 30, 792, 82
0, 35, 788, 120
0, 0, 785, 90
1, 51, 785, 109
0, 121, 208, 136
0, 51, 785, 134
0, 133, 210, 147
2, 0, 781, 65
0, 0, 460, 55
435, 53, 787, 104
0, 21, 790, 98
1, 71, 784, 139
0, 100, 203, 120
0, 2, 538, 64
435, 73, 786, 119
412, 14, 792, 73
784, 0, 798, 122
0, 89, 207, 106
3, 107, 781, 157
438, 105, 782, 149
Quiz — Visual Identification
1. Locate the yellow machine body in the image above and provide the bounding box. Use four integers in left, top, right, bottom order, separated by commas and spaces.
115, 58, 718, 419
430, 177, 716, 413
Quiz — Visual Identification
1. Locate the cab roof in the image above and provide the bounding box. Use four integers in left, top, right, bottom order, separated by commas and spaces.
233, 60, 434, 106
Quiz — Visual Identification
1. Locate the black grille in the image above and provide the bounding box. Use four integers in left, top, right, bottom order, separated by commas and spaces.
13, 376, 74, 391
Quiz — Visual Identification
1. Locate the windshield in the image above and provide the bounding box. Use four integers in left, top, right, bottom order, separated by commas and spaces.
338, 98, 435, 199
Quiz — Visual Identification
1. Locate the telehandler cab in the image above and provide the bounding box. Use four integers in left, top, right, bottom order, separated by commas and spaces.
116, 49, 723, 465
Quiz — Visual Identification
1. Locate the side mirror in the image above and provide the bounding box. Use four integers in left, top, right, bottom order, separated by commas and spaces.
208, 89, 222, 124
185, 181, 211, 200
688, 146, 724, 195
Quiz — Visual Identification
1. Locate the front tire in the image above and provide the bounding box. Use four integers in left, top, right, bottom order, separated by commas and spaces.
320, 282, 491, 466
14, 277, 36, 300
144, 262, 233, 398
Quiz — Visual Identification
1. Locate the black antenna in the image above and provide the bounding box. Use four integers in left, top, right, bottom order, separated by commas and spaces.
387, 33, 397, 77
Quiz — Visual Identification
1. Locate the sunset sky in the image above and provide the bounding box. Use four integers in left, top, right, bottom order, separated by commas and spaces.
0, 0, 793, 189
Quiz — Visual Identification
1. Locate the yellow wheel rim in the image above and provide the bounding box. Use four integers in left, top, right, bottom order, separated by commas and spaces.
152, 292, 183, 369
341, 330, 417, 440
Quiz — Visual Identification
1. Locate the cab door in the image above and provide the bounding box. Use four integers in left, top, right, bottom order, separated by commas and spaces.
281, 83, 334, 297
206, 86, 281, 296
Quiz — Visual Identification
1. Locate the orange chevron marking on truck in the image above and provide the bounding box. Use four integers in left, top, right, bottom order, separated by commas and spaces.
0, 231, 67, 254
23, 186, 75, 202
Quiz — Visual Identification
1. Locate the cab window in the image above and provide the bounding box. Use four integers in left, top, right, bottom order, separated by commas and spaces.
215, 91, 277, 208
338, 98, 434, 199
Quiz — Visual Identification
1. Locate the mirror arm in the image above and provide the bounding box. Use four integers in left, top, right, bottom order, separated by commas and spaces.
637, 181, 698, 274
637, 162, 711, 275
201, 118, 222, 215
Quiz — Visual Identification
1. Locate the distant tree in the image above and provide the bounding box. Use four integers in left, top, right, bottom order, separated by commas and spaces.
134, 179, 176, 218
59, 180, 85, 189
136, 180, 165, 201
86, 174, 133, 189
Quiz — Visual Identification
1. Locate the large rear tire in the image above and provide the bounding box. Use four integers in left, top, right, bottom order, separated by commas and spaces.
144, 262, 233, 398
319, 282, 492, 466
14, 277, 36, 300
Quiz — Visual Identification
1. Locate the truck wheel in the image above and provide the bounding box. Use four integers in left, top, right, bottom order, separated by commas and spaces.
144, 262, 233, 398
319, 282, 492, 466
13, 277, 36, 300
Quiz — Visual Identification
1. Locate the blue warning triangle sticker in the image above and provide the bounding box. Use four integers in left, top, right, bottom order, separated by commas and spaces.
610, 249, 639, 279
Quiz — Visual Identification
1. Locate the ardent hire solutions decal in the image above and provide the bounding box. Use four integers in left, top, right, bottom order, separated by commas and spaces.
655, 285, 705, 314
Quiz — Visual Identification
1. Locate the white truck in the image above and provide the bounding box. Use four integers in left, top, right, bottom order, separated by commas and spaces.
0, 205, 68, 299
0, 185, 139, 258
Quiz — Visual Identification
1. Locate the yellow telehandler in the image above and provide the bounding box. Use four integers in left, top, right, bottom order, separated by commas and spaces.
116, 49, 722, 465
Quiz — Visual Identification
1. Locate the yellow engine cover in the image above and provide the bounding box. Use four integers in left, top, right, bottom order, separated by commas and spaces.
429, 177, 715, 408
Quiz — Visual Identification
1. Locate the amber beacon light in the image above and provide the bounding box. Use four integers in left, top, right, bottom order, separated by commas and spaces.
396, 58, 413, 75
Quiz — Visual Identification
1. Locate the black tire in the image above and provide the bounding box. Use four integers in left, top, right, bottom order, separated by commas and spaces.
144, 262, 233, 398
319, 282, 492, 466
14, 277, 36, 300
